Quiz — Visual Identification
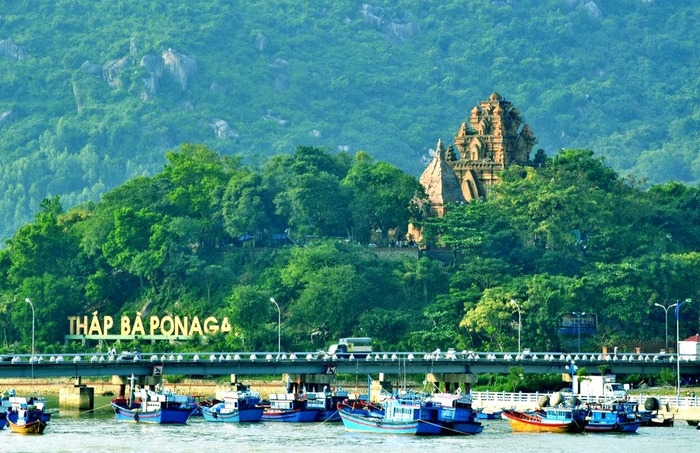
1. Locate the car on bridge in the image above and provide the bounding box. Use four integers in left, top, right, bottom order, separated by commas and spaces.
117, 350, 141, 362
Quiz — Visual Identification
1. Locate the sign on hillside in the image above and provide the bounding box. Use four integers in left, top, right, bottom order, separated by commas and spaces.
65, 313, 231, 343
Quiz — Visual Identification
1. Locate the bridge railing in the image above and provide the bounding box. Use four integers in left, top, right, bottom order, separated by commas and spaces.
470, 390, 700, 408
3, 350, 700, 364
3, 350, 700, 369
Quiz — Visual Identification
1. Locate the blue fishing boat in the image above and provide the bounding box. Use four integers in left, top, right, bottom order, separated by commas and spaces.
261, 392, 321, 422
201, 387, 264, 423
585, 403, 641, 433
308, 387, 352, 422
111, 375, 194, 424
338, 392, 483, 436
5, 395, 51, 434
476, 408, 503, 420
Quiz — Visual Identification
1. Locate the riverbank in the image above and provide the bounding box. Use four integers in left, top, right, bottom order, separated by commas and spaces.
0, 377, 288, 397
0, 377, 377, 399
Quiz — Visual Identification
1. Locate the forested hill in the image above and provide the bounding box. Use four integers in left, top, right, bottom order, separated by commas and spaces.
1, 0, 699, 239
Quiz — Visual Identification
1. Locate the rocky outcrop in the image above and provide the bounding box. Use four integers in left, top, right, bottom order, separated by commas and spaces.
140, 53, 164, 97
162, 48, 197, 91
0, 109, 12, 129
103, 56, 130, 87
92, 42, 196, 95
211, 119, 239, 140
0, 38, 27, 60
360, 4, 420, 42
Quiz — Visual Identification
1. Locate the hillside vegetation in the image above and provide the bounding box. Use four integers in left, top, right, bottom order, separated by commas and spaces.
1, 0, 699, 239
0, 146, 698, 358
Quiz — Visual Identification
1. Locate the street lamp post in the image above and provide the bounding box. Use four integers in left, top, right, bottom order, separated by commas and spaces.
510, 299, 521, 355
25, 297, 35, 381
269, 297, 281, 356
572, 312, 586, 353
654, 302, 678, 353
676, 299, 692, 397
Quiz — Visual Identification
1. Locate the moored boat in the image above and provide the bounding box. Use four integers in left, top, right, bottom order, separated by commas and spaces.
339, 395, 423, 435
338, 392, 483, 436
502, 407, 587, 433
584, 402, 641, 433
201, 386, 264, 423
625, 400, 674, 427
111, 375, 195, 424
422, 393, 484, 435
5, 395, 51, 434
261, 392, 322, 422
476, 408, 503, 420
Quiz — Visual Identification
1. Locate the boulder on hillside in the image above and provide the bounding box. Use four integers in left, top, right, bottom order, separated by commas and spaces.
0, 38, 27, 60
162, 48, 197, 91
103, 56, 130, 86
211, 119, 239, 140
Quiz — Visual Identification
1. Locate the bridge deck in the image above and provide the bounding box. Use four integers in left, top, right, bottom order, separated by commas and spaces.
1, 351, 698, 379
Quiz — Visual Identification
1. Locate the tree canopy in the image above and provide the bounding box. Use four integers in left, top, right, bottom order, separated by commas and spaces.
1, 145, 698, 357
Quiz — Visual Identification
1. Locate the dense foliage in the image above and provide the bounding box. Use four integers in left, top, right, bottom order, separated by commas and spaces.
1, 145, 698, 357
0, 145, 429, 354
1, 0, 700, 239
422, 149, 700, 353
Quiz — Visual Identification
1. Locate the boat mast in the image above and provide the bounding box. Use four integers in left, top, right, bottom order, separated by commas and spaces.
128, 374, 137, 408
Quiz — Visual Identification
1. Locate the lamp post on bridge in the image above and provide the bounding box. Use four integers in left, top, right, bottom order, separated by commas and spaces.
572, 312, 586, 353
510, 299, 521, 355
269, 297, 281, 356
654, 301, 677, 353
676, 299, 691, 397
25, 297, 35, 382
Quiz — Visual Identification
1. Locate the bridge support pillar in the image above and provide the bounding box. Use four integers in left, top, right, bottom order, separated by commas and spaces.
112, 374, 163, 397
282, 373, 335, 394
426, 372, 478, 394
59, 382, 94, 411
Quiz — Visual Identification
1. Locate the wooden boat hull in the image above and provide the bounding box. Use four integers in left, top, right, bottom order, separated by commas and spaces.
201, 407, 263, 423
261, 408, 320, 422
502, 409, 584, 433
111, 403, 192, 424
8, 419, 47, 434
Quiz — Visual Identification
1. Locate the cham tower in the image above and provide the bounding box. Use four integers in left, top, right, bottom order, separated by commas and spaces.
409, 92, 542, 242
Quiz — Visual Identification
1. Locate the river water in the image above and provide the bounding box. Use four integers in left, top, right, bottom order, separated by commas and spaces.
3, 399, 698, 452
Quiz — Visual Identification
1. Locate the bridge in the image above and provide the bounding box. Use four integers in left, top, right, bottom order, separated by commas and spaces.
2, 350, 699, 380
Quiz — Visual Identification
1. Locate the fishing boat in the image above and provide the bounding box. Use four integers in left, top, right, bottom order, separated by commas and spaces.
0, 391, 8, 429
338, 392, 483, 435
201, 386, 264, 423
261, 392, 322, 422
502, 406, 587, 433
423, 393, 484, 435
476, 408, 503, 420
111, 375, 195, 424
309, 387, 352, 422
625, 400, 674, 427
6, 395, 51, 434
584, 403, 641, 433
